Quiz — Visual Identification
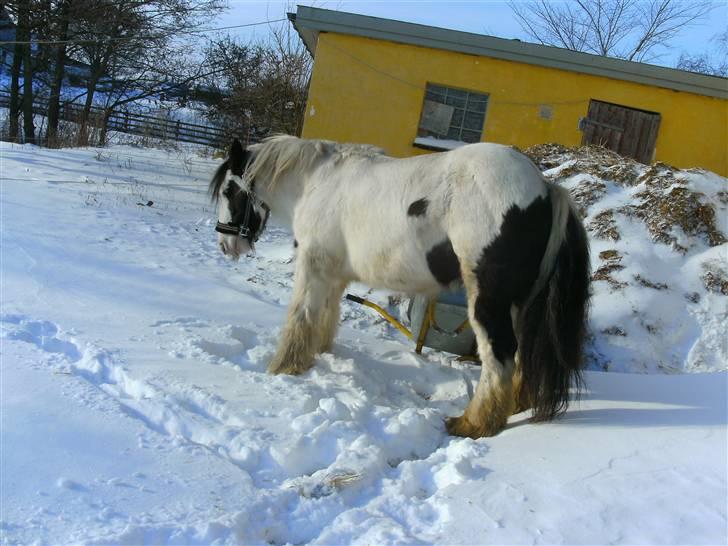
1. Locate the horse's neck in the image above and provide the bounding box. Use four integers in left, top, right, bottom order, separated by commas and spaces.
258, 173, 303, 229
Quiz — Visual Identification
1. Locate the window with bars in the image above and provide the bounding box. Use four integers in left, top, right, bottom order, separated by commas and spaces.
417, 83, 488, 145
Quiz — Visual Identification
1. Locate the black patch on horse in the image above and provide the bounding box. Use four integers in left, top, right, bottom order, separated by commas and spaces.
408, 198, 428, 217
426, 239, 461, 286
229, 139, 249, 176
224, 181, 263, 240
473, 195, 552, 363
208, 147, 253, 203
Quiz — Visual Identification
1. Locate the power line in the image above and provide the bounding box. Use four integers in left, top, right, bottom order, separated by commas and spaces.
0, 18, 287, 46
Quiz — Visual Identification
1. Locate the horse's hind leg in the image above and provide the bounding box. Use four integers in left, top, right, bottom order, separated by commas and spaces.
268, 250, 333, 375
446, 270, 517, 438
512, 351, 532, 414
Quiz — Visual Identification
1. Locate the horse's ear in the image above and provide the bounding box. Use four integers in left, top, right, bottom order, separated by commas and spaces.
229, 139, 245, 175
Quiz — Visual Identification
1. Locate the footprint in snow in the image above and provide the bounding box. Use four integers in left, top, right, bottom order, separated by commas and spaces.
1, 315, 82, 361
150, 317, 210, 329
1, 313, 156, 403
188, 324, 272, 371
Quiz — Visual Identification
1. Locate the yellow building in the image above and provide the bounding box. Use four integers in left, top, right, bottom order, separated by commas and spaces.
290, 6, 728, 176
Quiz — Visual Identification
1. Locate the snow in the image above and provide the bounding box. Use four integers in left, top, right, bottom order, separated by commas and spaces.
413, 136, 467, 150
1, 142, 726, 544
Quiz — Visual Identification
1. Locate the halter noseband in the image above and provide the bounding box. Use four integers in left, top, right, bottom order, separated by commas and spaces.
214, 183, 270, 242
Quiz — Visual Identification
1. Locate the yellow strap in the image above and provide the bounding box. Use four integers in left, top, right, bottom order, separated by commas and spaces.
415, 299, 435, 353
363, 300, 413, 340
345, 294, 413, 340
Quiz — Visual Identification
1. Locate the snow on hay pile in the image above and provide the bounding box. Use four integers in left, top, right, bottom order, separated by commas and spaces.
524, 144, 727, 374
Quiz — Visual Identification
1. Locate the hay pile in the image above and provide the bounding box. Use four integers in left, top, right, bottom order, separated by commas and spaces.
524, 144, 727, 373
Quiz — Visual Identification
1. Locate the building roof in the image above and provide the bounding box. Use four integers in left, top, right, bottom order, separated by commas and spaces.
289, 6, 728, 100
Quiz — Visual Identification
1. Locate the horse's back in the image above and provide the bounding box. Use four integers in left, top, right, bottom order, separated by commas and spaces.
342, 143, 544, 287
447, 143, 545, 198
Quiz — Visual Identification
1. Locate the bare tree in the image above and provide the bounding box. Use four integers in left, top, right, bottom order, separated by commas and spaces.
18, 1, 36, 144
3, 0, 104, 144
510, 0, 713, 62
3, 0, 229, 146
200, 15, 312, 141
265, 15, 312, 136
676, 29, 728, 76
70, 0, 224, 145
46, 0, 73, 146
200, 37, 267, 142
8, 30, 22, 142
95, 43, 221, 145
4, 1, 38, 143
72, 0, 146, 144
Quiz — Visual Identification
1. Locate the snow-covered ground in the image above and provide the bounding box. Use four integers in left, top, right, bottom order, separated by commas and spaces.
1, 142, 726, 545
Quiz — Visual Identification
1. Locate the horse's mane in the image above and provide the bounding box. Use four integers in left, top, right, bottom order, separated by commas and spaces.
208, 136, 386, 200
208, 158, 229, 203
244, 135, 386, 189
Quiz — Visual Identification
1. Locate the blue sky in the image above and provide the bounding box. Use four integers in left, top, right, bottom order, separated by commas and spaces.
217, 0, 728, 69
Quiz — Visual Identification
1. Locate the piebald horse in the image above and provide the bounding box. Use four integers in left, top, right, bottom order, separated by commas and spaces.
209, 136, 590, 438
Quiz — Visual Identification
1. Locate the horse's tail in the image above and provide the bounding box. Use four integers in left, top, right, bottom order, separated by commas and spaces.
516, 184, 591, 421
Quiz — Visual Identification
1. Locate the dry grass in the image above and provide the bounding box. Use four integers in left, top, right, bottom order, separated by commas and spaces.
569, 179, 607, 217
702, 269, 728, 295
526, 143, 726, 255
526, 143, 640, 186
592, 249, 627, 289
633, 274, 668, 290
588, 210, 621, 241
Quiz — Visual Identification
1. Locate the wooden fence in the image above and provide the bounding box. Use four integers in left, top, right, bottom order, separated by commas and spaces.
0, 90, 228, 147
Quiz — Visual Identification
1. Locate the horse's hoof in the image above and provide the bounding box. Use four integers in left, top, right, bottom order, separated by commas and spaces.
446, 415, 481, 438
268, 366, 301, 375
268, 365, 299, 375
446, 415, 501, 438
267, 359, 310, 375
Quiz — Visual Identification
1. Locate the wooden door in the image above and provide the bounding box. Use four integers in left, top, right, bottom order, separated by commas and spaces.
581, 100, 661, 164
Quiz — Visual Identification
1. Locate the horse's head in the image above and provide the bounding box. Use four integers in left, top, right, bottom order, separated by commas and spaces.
209, 139, 270, 260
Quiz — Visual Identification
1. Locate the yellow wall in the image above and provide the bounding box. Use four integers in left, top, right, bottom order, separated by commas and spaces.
302, 33, 728, 176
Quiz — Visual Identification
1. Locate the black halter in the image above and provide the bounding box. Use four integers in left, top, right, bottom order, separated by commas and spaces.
214, 183, 270, 242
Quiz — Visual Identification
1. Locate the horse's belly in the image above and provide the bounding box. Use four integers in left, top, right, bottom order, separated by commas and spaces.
340, 202, 449, 294
348, 242, 441, 295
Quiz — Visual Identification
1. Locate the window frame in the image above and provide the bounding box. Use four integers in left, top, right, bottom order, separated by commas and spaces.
415, 83, 489, 150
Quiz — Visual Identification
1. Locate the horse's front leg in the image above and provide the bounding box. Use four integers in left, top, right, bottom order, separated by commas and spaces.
318, 280, 347, 354
268, 250, 333, 375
